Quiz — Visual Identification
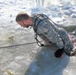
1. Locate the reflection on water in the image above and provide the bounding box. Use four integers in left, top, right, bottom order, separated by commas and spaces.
25, 47, 69, 75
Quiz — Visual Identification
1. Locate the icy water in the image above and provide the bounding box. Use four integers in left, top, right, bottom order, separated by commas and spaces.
0, 0, 76, 75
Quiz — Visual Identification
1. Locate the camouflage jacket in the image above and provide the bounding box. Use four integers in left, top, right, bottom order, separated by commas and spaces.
32, 14, 73, 52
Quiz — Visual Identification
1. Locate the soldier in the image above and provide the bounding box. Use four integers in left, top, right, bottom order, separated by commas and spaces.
15, 12, 75, 58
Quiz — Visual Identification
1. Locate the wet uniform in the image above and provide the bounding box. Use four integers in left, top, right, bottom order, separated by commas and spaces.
32, 14, 73, 56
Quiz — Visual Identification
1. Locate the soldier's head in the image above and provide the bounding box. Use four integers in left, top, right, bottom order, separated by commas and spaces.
16, 12, 33, 28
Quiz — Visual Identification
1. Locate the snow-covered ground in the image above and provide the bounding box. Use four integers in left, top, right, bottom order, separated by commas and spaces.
0, 0, 76, 75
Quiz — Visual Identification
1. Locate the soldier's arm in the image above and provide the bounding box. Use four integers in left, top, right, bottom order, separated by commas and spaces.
58, 27, 73, 52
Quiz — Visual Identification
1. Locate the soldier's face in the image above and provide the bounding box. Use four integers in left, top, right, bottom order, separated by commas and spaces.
17, 19, 33, 28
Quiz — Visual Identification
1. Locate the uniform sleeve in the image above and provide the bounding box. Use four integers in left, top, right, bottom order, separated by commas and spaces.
37, 22, 64, 49
58, 28, 73, 52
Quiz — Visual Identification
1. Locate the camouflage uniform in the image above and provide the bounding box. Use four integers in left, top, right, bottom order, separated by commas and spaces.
32, 14, 73, 55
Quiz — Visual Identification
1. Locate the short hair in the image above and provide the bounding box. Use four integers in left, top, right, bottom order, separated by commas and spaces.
16, 12, 30, 21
